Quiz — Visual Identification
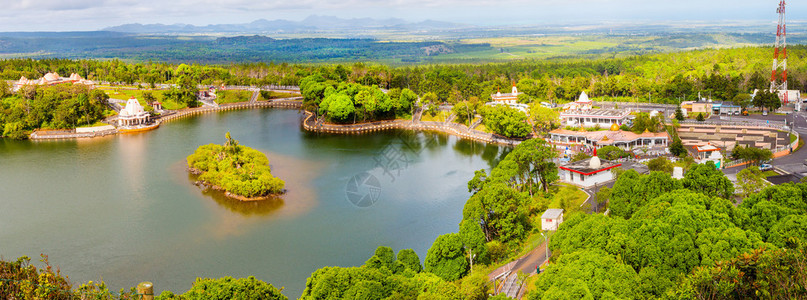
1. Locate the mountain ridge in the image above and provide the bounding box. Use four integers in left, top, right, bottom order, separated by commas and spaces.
102, 16, 465, 34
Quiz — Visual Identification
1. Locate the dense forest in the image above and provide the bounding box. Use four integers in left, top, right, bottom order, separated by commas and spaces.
3, 45, 806, 104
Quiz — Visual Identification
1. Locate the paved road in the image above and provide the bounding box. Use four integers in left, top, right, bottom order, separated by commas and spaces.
723, 110, 807, 178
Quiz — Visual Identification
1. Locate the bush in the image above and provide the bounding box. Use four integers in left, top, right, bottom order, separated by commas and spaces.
597, 146, 630, 160
647, 157, 674, 173
165, 276, 287, 300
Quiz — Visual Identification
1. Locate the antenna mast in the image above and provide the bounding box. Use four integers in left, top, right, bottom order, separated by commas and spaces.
770, 0, 788, 103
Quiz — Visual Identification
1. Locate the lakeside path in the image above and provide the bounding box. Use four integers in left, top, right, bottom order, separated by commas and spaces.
302, 110, 526, 146
31, 99, 528, 147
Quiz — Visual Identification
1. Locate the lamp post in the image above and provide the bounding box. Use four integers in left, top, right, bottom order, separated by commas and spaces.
540, 231, 550, 264
468, 249, 476, 273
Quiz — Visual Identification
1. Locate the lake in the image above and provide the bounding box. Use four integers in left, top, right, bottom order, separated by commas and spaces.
0, 108, 505, 297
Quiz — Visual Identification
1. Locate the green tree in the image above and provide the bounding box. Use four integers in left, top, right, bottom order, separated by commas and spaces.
682, 162, 734, 199
670, 137, 687, 157
597, 145, 630, 161
736, 166, 771, 198
675, 107, 685, 121
319, 93, 355, 123
479, 105, 531, 138
696, 113, 705, 122
768, 215, 807, 248
570, 152, 591, 162
610, 170, 682, 219
648, 157, 674, 173
396, 249, 423, 273
424, 233, 469, 281
451, 101, 475, 126
528, 249, 641, 300
173, 277, 287, 300
529, 104, 559, 134
673, 242, 807, 299
462, 182, 529, 243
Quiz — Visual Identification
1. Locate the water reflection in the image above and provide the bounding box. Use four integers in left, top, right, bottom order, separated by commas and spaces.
190, 172, 285, 216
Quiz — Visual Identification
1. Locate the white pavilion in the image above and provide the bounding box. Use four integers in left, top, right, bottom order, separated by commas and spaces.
118, 97, 151, 127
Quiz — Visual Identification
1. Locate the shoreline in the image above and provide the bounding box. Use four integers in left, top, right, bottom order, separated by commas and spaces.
26, 96, 526, 146
188, 167, 286, 202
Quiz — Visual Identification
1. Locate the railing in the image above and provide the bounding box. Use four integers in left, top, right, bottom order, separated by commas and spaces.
303, 112, 524, 146
595, 101, 677, 108
678, 119, 788, 130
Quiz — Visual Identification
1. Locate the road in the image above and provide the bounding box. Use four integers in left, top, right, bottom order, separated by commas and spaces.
723, 110, 807, 178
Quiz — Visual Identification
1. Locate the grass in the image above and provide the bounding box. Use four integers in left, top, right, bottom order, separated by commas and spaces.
421, 111, 450, 122
762, 170, 779, 177
475, 124, 491, 133
262, 91, 300, 100
103, 89, 167, 106
791, 133, 797, 144
77, 121, 109, 128
517, 231, 549, 258
215, 90, 253, 104
160, 98, 187, 110
547, 184, 588, 209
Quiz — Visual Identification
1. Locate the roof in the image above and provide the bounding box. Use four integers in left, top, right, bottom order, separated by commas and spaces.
560, 109, 630, 119
695, 144, 720, 152
576, 91, 591, 103
550, 129, 669, 144
541, 208, 564, 219
559, 156, 622, 175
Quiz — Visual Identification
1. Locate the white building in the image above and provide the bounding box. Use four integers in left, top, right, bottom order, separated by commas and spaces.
693, 144, 724, 168
559, 109, 631, 129
15, 72, 94, 90
563, 91, 593, 111
117, 97, 151, 128
559, 150, 622, 188
491, 83, 521, 104
541, 209, 565, 231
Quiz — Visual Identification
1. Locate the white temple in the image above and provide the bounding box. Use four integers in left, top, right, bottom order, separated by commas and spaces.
118, 97, 151, 127
491, 83, 522, 104
563, 91, 593, 111
15, 72, 94, 88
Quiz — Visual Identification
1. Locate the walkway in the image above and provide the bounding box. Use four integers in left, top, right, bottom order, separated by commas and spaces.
302, 111, 524, 146
488, 241, 550, 299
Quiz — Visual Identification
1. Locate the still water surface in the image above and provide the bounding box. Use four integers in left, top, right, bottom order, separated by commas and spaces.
0, 108, 504, 297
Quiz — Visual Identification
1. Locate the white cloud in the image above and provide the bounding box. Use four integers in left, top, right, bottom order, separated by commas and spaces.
0, 0, 798, 31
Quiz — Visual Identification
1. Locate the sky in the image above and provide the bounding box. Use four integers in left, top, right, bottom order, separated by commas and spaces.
0, 0, 802, 32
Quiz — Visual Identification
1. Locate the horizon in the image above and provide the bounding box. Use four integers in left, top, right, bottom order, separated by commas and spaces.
0, 0, 802, 32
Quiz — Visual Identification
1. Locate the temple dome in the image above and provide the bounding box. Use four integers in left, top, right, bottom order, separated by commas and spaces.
577, 91, 591, 103
44, 72, 59, 81
589, 154, 601, 169
610, 123, 620, 131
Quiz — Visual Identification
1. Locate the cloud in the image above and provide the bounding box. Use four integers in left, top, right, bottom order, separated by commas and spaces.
0, 0, 799, 31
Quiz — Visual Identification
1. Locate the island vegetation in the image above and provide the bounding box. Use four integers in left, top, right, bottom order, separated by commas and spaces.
187, 132, 285, 200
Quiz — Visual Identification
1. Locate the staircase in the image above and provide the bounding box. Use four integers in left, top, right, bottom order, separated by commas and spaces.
469, 115, 483, 130
500, 273, 522, 299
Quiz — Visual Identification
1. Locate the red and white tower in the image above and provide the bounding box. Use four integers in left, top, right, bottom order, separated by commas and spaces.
771, 0, 788, 103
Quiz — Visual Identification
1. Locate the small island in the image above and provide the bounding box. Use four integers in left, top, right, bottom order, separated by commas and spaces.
187, 132, 285, 200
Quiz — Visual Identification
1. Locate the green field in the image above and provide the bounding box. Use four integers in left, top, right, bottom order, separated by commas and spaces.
215, 90, 254, 104
548, 184, 589, 209
421, 111, 451, 122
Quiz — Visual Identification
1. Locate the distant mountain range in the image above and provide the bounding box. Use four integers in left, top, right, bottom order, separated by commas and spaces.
103, 15, 465, 34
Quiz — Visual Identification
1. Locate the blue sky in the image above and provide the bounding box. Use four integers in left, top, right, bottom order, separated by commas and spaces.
0, 0, 801, 31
